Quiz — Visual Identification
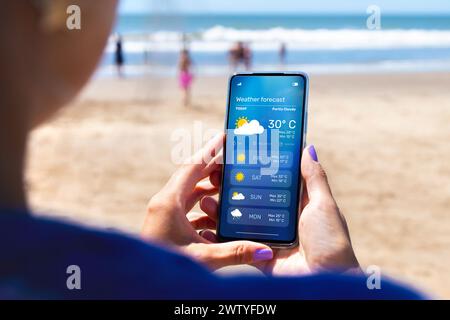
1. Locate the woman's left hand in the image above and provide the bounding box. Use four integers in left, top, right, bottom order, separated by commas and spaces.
141, 133, 273, 271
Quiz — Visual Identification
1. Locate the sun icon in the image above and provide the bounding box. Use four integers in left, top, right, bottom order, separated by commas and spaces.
237, 153, 246, 163
232, 192, 239, 197
234, 171, 245, 182
235, 116, 249, 128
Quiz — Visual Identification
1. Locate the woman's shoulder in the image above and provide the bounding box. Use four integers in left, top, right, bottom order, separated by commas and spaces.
0, 210, 426, 300
0, 210, 213, 299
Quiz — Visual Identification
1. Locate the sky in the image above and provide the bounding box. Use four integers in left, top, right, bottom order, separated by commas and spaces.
119, 0, 450, 15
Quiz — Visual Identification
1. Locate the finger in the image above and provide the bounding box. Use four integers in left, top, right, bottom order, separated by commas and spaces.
199, 229, 218, 243
196, 179, 218, 190
187, 133, 224, 175
196, 132, 224, 166
188, 214, 216, 230
173, 133, 224, 192
209, 169, 222, 188
203, 147, 223, 176
187, 212, 217, 230
301, 145, 335, 205
193, 179, 218, 197
186, 180, 219, 211
199, 196, 219, 221
188, 241, 273, 270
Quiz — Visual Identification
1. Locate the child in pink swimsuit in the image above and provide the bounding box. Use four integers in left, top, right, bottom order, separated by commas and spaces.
178, 49, 193, 107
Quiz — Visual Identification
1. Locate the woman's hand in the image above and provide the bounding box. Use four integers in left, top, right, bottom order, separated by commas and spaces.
254, 145, 361, 276
195, 144, 361, 276
141, 133, 274, 271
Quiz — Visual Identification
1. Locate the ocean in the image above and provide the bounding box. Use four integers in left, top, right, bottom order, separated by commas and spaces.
98, 14, 450, 76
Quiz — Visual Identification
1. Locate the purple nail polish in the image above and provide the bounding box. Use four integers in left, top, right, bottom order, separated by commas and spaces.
254, 248, 273, 261
308, 145, 318, 162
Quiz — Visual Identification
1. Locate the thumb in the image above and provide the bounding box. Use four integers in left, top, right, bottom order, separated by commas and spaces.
188, 241, 273, 270
301, 145, 334, 205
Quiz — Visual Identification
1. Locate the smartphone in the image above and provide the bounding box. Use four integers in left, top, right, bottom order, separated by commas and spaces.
217, 72, 309, 248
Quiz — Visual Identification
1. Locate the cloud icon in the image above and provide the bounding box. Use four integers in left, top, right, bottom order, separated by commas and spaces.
232, 192, 245, 200
230, 208, 243, 218
234, 120, 264, 136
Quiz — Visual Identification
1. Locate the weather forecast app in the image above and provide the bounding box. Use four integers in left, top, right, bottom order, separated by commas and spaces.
219, 74, 306, 243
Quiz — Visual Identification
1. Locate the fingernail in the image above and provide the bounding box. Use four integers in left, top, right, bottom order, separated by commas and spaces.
253, 248, 273, 261
308, 145, 319, 162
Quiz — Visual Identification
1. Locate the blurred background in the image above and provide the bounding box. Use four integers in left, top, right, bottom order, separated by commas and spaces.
27, 0, 450, 297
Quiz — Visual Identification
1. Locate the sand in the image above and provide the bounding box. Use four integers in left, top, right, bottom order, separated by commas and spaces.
26, 72, 450, 298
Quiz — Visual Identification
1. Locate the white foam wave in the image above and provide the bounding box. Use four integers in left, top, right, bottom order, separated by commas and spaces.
107, 26, 450, 52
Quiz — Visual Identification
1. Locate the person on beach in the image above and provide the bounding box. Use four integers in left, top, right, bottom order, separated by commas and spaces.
243, 42, 252, 70
279, 42, 287, 66
0, 1, 423, 299
178, 48, 193, 107
229, 41, 252, 71
114, 33, 124, 77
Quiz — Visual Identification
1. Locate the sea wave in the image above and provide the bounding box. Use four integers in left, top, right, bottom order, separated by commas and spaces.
96, 58, 450, 78
107, 26, 450, 52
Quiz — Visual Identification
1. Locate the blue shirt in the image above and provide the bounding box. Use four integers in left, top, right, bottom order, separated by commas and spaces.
0, 210, 423, 299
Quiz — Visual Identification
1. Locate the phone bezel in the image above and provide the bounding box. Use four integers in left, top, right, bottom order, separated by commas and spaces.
216, 72, 309, 248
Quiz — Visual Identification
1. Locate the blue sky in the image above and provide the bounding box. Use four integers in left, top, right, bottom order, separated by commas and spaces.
119, 0, 450, 14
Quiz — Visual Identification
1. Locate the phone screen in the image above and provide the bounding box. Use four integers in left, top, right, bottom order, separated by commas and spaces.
218, 73, 308, 245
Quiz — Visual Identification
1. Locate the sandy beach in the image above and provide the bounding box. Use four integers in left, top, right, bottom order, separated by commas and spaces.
26, 72, 450, 298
